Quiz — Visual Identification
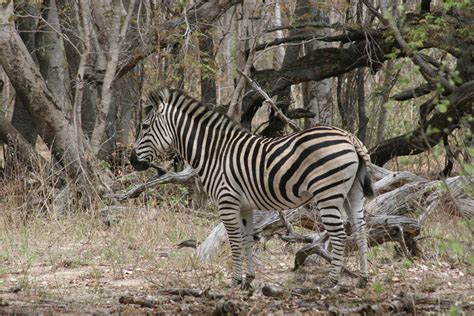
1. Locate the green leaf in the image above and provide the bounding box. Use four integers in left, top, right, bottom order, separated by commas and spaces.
436, 99, 449, 113
448, 305, 461, 316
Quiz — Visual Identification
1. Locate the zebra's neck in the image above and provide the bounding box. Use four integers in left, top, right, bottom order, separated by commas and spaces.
165, 91, 252, 178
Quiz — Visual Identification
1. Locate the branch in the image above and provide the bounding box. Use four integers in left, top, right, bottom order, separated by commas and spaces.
253, 29, 382, 53
115, 0, 242, 80
361, 0, 388, 24
371, 80, 474, 166
265, 21, 343, 33
391, 83, 434, 101
237, 69, 300, 132
106, 166, 197, 201
379, 1, 454, 93
286, 108, 317, 119
254, 34, 320, 51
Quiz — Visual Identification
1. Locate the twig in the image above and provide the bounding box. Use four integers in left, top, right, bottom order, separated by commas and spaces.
158, 288, 224, 299
106, 166, 197, 201
294, 242, 361, 279
119, 295, 156, 308
237, 69, 300, 132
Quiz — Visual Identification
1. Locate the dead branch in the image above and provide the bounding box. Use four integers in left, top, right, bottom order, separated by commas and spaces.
119, 295, 156, 308
158, 288, 224, 299
295, 242, 361, 278
370, 164, 427, 194
106, 166, 197, 201
237, 69, 300, 132
391, 83, 434, 101
368, 175, 474, 220
197, 205, 421, 267
294, 214, 421, 270
286, 108, 317, 120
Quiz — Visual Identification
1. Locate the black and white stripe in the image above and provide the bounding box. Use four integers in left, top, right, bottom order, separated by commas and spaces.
130, 88, 374, 288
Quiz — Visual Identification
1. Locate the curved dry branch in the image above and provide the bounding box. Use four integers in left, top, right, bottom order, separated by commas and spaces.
238, 69, 300, 132
106, 166, 197, 201
391, 83, 434, 101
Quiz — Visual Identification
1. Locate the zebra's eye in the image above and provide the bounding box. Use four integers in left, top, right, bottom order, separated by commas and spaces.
142, 123, 150, 130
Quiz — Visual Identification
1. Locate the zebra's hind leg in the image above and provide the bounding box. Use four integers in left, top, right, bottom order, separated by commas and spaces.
218, 203, 245, 287
346, 181, 369, 288
319, 203, 347, 287
241, 208, 255, 290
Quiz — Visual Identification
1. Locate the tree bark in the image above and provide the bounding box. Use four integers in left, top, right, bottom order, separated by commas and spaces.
36, 0, 73, 116
0, 115, 49, 171
356, 68, 368, 142
4, 1, 40, 174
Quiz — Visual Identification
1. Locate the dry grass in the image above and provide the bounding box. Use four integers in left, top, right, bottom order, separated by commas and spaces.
0, 170, 473, 314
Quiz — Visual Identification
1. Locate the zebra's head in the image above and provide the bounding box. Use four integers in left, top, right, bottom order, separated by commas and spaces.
130, 89, 173, 171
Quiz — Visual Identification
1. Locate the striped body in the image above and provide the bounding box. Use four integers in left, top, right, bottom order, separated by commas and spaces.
131, 88, 373, 288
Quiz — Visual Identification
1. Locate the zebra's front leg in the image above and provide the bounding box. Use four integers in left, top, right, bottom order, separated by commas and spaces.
241, 208, 255, 290
218, 204, 245, 287
320, 205, 347, 287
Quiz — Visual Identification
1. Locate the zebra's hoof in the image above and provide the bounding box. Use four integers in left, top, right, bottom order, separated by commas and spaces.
240, 276, 254, 290
356, 276, 368, 288
231, 277, 243, 288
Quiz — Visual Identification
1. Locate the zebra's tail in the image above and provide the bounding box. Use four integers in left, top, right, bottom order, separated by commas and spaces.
345, 132, 374, 199
357, 158, 374, 198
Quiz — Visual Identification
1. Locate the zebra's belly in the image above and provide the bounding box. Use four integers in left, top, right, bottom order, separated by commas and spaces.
241, 186, 314, 211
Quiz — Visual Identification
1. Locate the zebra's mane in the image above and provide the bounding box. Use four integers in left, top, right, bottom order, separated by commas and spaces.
149, 88, 243, 132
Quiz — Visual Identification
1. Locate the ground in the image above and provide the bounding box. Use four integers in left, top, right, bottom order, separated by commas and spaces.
0, 200, 472, 315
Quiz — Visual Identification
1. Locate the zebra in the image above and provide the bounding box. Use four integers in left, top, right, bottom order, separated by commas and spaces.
130, 88, 374, 289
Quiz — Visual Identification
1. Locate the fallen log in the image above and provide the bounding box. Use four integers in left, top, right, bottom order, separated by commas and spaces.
367, 175, 474, 220
197, 208, 421, 266
370, 164, 427, 194
294, 214, 421, 270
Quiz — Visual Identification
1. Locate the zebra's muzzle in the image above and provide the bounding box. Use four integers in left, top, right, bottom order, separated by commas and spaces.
129, 149, 150, 171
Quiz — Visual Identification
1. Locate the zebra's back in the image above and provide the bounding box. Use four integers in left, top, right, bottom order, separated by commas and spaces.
220, 126, 361, 211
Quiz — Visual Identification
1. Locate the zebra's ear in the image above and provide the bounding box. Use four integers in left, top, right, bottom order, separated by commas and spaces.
149, 89, 163, 107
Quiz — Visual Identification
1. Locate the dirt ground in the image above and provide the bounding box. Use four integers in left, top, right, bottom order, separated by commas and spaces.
0, 204, 473, 314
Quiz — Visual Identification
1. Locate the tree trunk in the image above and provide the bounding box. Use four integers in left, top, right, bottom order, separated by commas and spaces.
376, 60, 396, 143
356, 68, 368, 142
36, 0, 73, 116
4, 2, 40, 175
0, 2, 105, 194
302, 0, 335, 128
199, 31, 217, 106
90, 0, 135, 156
